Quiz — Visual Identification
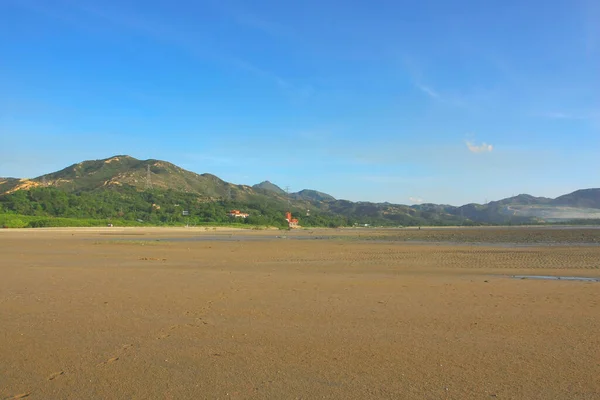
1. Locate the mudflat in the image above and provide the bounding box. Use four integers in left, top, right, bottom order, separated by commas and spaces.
1, 227, 599, 399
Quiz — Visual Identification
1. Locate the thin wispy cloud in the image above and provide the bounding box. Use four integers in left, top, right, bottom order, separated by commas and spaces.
416, 83, 441, 100
15, 0, 308, 100
359, 175, 435, 184
404, 58, 445, 102
409, 196, 424, 204
206, 0, 298, 40
229, 9, 294, 40
10, 0, 94, 32
582, 0, 600, 54
539, 112, 587, 120
68, 1, 188, 44
184, 154, 237, 167
231, 58, 315, 102
465, 141, 493, 153
231, 58, 290, 88
413, 80, 468, 108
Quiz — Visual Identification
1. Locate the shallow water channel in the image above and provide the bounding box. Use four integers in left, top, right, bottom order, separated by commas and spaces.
511, 275, 599, 282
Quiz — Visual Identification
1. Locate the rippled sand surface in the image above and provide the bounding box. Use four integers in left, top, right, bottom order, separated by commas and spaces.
1, 227, 599, 399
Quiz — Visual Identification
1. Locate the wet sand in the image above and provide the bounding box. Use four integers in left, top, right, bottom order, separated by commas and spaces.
1, 227, 599, 399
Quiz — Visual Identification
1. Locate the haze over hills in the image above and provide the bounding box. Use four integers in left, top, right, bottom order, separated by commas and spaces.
1, 155, 599, 225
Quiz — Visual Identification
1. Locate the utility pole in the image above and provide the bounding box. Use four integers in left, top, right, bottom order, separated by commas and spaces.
285, 186, 291, 209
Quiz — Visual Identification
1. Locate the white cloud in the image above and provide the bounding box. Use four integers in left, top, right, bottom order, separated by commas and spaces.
414, 82, 469, 108
416, 83, 441, 100
409, 196, 424, 204
465, 141, 493, 153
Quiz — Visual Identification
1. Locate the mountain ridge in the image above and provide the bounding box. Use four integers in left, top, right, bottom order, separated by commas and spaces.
2, 155, 599, 225
252, 181, 286, 195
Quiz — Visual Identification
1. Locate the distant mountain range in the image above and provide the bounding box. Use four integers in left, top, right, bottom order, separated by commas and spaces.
252, 181, 336, 202
1, 155, 599, 225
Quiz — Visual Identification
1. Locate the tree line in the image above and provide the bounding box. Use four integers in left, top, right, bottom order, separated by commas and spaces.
0, 186, 359, 228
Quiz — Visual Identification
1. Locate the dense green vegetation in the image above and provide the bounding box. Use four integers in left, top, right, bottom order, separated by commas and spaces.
3, 156, 598, 228
0, 185, 580, 229
0, 156, 472, 228
0, 186, 356, 228
2, 156, 599, 229
0, 214, 122, 228
3, 185, 599, 229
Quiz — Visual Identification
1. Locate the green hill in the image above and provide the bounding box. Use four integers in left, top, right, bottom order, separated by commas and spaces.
252, 181, 286, 195
292, 189, 336, 202
1, 155, 599, 227
37, 155, 242, 199
552, 189, 600, 208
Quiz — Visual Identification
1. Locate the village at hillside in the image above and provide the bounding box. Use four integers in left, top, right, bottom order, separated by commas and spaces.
229, 209, 300, 228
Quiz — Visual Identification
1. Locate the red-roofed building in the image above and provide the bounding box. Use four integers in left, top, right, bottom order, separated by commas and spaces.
228, 210, 249, 218
285, 212, 299, 228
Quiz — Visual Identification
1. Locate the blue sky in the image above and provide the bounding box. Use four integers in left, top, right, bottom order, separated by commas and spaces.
1, 0, 598, 205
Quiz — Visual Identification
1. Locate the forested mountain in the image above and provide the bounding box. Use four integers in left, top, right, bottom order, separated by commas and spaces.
252, 181, 287, 195
1, 155, 599, 227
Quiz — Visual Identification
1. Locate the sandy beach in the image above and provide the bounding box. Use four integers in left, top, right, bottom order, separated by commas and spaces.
1, 227, 599, 399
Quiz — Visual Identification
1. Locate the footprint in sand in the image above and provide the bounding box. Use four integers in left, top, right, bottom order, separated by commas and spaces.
98, 357, 119, 366
48, 371, 64, 381
7, 393, 31, 399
